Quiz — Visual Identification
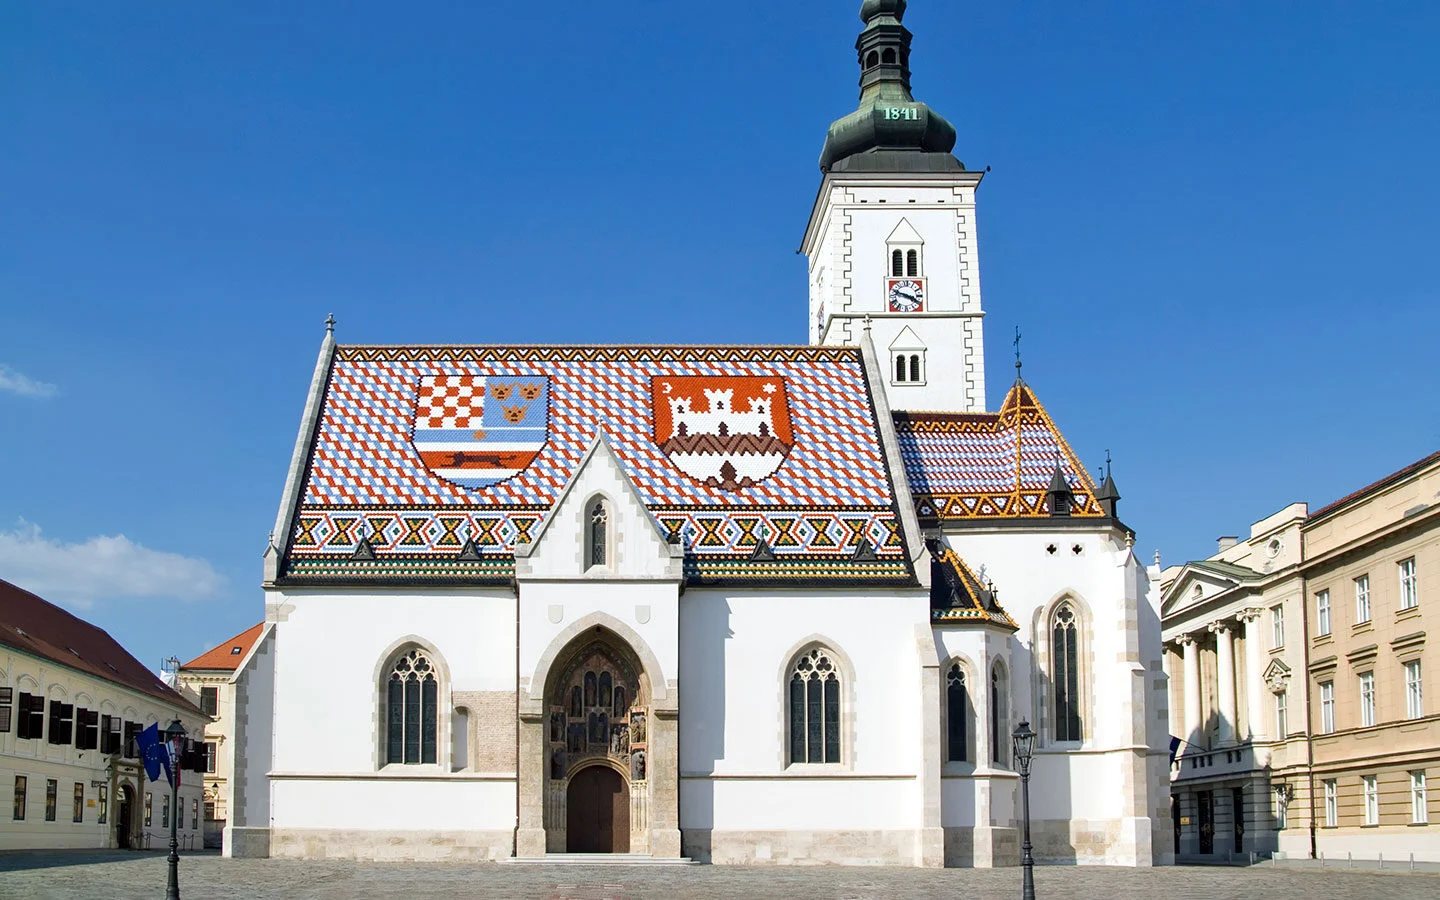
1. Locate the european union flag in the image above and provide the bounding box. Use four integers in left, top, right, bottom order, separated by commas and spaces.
135, 723, 173, 785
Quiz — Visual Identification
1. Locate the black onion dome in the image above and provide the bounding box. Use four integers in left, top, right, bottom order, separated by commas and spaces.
820, 1, 959, 172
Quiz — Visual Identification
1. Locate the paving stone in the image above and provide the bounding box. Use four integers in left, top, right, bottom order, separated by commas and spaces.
1, 851, 1438, 900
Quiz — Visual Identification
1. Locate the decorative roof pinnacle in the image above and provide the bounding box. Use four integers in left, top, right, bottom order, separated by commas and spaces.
325, 313, 336, 335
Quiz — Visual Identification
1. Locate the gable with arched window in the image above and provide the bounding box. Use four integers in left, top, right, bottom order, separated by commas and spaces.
585, 495, 611, 570
383, 646, 440, 766
787, 646, 843, 765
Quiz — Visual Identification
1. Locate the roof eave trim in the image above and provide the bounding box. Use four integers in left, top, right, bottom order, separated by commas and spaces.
859, 325, 926, 585
266, 330, 338, 586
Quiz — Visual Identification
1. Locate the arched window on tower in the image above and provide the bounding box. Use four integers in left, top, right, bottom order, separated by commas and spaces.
587, 497, 609, 569
788, 647, 842, 764
1052, 603, 1083, 741
891, 248, 904, 277
895, 354, 908, 383
909, 354, 922, 383
866, 50, 880, 69
906, 249, 918, 276
385, 647, 439, 765
946, 663, 970, 762
882, 47, 897, 65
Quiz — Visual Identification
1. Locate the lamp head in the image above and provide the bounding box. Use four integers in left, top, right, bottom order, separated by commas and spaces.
1011, 719, 1036, 772
165, 719, 187, 748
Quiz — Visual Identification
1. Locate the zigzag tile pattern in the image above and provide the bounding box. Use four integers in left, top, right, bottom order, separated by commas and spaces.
894, 381, 1104, 521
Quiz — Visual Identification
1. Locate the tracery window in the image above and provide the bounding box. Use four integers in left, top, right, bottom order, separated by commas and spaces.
788, 647, 841, 764
946, 663, 969, 762
386, 648, 438, 765
1052, 603, 1083, 742
587, 498, 609, 568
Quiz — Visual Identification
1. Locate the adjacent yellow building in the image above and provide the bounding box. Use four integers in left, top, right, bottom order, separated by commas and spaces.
1160, 450, 1438, 861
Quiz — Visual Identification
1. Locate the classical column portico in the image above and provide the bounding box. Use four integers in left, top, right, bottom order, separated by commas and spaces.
1208, 620, 1237, 745
1178, 634, 1201, 744
1237, 609, 1267, 742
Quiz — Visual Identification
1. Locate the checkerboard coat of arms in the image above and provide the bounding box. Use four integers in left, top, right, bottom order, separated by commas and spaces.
410, 375, 549, 488
651, 376, 794, 491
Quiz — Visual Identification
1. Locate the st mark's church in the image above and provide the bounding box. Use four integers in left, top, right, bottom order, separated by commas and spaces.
226, 0, 1172, 867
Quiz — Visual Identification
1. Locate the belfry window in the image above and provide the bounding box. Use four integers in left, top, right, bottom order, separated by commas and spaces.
893, 352, 924, 385
882, 48, 897, 65
865, 50, 880, 69
1052, 603, 1083, 742
587, 498, 609, 569
385, 648, 438, 765
946, 664, 969, 762
891, 249, 904, 277
906, 249, 918, 276
788, 647, 842, 764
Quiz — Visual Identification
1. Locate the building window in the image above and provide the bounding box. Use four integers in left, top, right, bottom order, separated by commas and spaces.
0, 687, 10, 733
1405, 660, 1423, 719
1270, 604, 1285, 649
385, 647, 439, 765
1359, 672, 1376, 727
47, 700, 74, 745
191, 797, 199, 831
1275, 690, 1288, 738
892, 352, 924, 384
587, 497, 609, 569
144, 792, 152, 827
199, 687, 219, 717
1274, 788, 1288, 830
990, 664, 1009, 766
1354, 575, 1370, 623
1363, 775, 1379, 825
1413, 771, 1429, 825
98, 785, 107, 825
12, 776, 25, 821
946, 663, 969, 763
891, 248, 904, 277
204, 742, 217, 774
1320, 681, 1335, 734
45, 779, 57, 822
1324, 780, 1337, 827
101, 715, 121, 754
1315, 590, 1330, 636
1052, 603, 1083, 742
72, 783, 84, 823
788, 647, 841, 764
906, 249, 919, 276
15, 692, 45, 740
1399, 557, 1419, 610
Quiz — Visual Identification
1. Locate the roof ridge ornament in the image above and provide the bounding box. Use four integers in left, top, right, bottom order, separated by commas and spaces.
325, 313, 336, 335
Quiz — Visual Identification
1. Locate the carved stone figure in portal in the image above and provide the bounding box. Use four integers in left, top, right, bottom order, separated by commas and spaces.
551, 748, 566, 780
610, 723, 629, 755
630, 710, 646, 744
631, 749, 646, 781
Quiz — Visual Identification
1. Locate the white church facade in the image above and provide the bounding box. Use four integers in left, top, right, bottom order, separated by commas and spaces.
226, 1, 1173, 867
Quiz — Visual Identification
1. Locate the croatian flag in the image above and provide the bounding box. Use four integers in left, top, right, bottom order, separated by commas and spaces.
410, 375, 550, 489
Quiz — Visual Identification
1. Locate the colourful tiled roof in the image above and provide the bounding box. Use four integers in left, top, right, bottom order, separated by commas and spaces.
0, 579, 199, 712
179, 623, 264, 672
895, 380, 1103, 522
281, 345, 913, 584
928, 540, 1018, 630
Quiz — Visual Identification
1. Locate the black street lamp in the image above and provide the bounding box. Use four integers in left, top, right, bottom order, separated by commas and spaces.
164, 719, 186, 900
1012, 719, 1036, 900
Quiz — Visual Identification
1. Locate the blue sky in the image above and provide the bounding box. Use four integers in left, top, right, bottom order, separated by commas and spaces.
2, 1, 1437, 670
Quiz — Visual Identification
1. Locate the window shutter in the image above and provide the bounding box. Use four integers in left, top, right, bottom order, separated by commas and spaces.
48, 701, 62, 745
0, 687, 11, 734
16, 693, 31, 739
73, 708, 86, 748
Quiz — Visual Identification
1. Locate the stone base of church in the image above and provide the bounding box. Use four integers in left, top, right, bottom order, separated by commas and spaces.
1028, 817, 1156, 865
960, 825, 1020, 867
681, 828, 924, 866
223, 826, 271, 859
268, 827, 514, 861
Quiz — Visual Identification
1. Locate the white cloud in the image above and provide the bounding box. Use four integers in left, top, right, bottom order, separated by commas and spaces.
0, 364, 58, 399
0, 520, 224, 609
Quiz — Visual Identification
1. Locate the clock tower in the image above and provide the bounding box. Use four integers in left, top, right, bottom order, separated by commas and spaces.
800, 0, 987, 413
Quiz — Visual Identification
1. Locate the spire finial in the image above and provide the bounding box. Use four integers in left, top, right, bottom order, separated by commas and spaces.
325, 313, 336, 335
1105, 448, 1112, 480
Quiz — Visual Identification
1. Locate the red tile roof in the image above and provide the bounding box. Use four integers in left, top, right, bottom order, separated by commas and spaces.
1308, 449, 1440, 523
0, 578, 199, 712
180, 623, 264, 671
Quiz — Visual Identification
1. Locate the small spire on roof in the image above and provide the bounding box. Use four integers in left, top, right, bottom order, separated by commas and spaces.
1046, 455, 1073, 518
1096, 449, 1121, 519
325, 313, 336, 335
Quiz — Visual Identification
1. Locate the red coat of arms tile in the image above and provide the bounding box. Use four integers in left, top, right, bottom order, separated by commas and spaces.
651, 376, 794, 491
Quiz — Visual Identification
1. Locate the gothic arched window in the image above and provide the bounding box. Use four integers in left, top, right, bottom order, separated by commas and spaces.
587, 498, 609, 568
946, 663, 969, 762
990, 663, 1008, 766
788, 647, 841, 764
385, 648, 438, 765
1052, 603, 1083, 741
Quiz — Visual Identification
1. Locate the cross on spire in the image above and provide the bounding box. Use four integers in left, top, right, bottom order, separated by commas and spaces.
1013, 326, 1023, 377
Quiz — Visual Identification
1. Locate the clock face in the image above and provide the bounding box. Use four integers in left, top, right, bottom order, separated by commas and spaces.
887, 278, 925, 312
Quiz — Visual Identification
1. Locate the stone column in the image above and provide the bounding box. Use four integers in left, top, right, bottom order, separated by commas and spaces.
1237, 609, 1267, 742
648, 704, 682, 858
1179, 634, 1201, 745
515, 708, 548, 858
1209, 620, 1237, 745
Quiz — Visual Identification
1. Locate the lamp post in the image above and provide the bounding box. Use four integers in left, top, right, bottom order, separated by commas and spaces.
1012, 719, 1036, 900
164, 719, 186, 900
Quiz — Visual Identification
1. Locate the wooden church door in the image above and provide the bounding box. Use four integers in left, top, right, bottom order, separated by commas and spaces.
566, 766, 630, 853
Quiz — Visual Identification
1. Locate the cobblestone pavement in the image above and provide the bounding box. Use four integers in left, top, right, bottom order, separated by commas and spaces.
1, 852, 1438, 900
